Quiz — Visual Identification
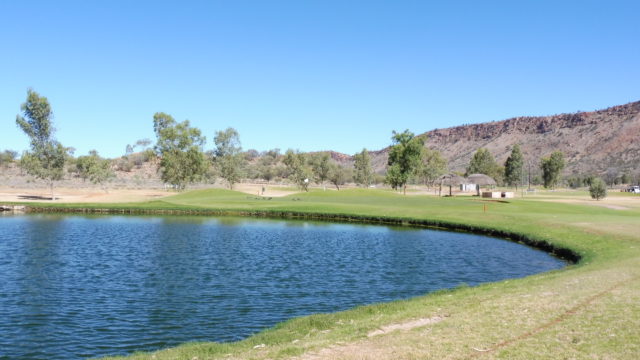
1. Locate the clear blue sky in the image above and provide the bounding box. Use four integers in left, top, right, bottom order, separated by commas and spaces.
1, 0, 639, 158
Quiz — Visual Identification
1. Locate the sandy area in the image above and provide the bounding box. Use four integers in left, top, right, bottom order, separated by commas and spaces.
0, 187, 172, 203
0, 183, 301, 204
532, 195, 640, 210
232, 183, 298, 197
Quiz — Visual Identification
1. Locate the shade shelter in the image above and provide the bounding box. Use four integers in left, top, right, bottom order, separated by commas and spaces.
466, 173, 497, 196
439, 174, 466, 196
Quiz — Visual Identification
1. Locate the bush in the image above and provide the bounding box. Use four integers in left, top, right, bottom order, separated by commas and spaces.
589, 177, 607, 200
0, 150, 18, 166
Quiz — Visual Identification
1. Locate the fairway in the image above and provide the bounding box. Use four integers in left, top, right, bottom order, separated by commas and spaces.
12, 188, 640, 359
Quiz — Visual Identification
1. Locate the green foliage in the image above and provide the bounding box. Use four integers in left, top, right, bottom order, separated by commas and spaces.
504, 144, 523, 189
620, 172, 631, 185
75, 150, 115, 190
153, 112, 208, 190
15, 89, 69, 199
589, 177, 607, 200
328, 163, 350, 190
19, 143, 68, 182
418, 147, 448, 186
566, 174, 595, 189
309, 152, 332, 188
255, 149, 281, 183
0, 150, 18, 166
353, 148, 374, 187
213, 127, 245, 189
541, 151, 565, 189
283, 149, 310, 191
466, 148, 502, 184
75, 153, 95, 181
385, 130, 424, 194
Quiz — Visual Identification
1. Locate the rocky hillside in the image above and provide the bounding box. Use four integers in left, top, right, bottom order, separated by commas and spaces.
360, 100, 640, 176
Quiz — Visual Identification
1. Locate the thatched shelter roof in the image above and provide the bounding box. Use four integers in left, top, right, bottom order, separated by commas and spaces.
466, 173, 497, 186
439, 173, 466, 186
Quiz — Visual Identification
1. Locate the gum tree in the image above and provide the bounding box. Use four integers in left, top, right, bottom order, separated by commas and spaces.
213, 127, 245, 189
153, 112, 208, 190
283, 149, 310, 191
504, 144, 524, 190
541, 151, 565, 189
16, 89, 69, 200
385, 130, 424, 195
353, 148, 373, 187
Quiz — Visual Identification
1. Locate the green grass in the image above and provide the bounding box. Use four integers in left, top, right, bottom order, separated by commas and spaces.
11, 188, 640, 359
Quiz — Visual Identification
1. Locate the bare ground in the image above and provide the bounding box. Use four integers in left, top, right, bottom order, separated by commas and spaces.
0, 187, 172, 203
0, 183, 300, 204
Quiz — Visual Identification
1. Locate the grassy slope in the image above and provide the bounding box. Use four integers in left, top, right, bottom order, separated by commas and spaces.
20, 188, 640, 359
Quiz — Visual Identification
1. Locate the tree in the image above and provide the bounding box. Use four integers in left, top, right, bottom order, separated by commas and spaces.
153, 112, 208, 190
418, 147, 448, 187
353, 148, 374, 187
256, 148, 280, 183
0, 150, 18, 167
16, 89, 69, 200
589, 177, 607, 200
75, 154, 95, 182
283, 149, 310, 191
75, 150, 115, 191
213, 127, 245, 189
604, 168, 619, 188
467, 148, 501, 183
621, 172, 631, 185
504, 144, 524, 190
309, 152, 331, 190
328, 163, 348, 190
540, 151, 565, 189
385, 130, 424, 195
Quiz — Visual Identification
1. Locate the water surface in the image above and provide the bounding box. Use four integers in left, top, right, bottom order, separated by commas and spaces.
0, 214, 566, 359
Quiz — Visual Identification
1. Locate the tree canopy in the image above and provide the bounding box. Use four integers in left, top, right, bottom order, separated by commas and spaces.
385, 130, 424, 194
418, 147, 448, 186
353, 148, 374, 187
309, 152, 332, 190
589, 177, 607, 200
153, 112, 208, 190
283, 149, 310, 191
213, 127, 245, 189
504, 144, 524, 189
541, 150, 565, 189
16, 89, 69, 199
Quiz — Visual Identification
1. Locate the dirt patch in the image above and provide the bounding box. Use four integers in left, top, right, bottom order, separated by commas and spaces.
536, 198, 634, 210
233, 183, 298, 197
367, 315, 447, 337
0, 187, 171, 204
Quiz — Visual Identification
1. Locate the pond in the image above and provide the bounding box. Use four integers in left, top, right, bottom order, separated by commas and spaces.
0, 214, 566, 359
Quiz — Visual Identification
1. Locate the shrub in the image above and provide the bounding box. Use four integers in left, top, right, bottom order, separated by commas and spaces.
589, 177, 607, 200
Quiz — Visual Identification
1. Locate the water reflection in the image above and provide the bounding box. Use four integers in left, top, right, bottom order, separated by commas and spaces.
0, 214, 566, 360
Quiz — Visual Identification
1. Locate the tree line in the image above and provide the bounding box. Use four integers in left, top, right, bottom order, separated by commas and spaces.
6, 89, 637, 199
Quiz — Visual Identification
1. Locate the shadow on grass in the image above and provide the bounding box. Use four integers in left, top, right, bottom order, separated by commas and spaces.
18, 195, 54, 201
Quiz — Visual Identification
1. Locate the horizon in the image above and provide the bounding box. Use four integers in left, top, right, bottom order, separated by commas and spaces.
2, 1, 639, 158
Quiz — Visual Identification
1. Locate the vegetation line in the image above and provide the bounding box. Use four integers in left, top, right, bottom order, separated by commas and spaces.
22, 205, 581, 263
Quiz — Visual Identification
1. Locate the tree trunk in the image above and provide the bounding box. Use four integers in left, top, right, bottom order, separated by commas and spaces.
403, 184, 406, 195
50, 181, 55, 200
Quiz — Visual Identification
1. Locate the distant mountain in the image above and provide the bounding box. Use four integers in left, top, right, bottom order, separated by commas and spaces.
335, 100, 640, 176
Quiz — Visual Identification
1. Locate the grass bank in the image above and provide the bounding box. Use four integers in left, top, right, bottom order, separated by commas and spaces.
12, 188, 640, 359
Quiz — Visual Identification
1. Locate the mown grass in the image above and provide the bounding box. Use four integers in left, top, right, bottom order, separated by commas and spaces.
12, 188, 640, 359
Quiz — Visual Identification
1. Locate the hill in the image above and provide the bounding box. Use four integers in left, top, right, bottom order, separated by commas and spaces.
354, 100, 640, 176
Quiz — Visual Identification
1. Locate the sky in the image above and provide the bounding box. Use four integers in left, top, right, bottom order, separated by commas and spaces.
1, 0, 639, 158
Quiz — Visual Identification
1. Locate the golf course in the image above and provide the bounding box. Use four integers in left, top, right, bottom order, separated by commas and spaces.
6, 187, 639, 359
